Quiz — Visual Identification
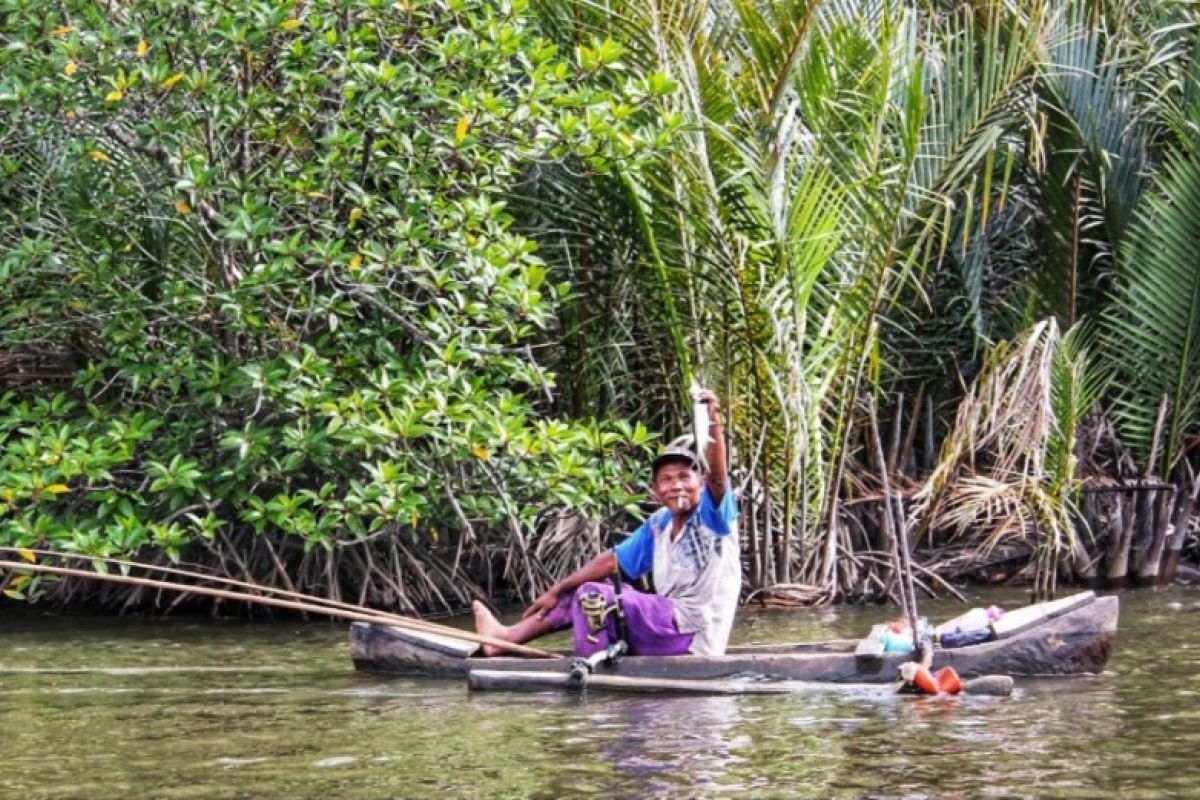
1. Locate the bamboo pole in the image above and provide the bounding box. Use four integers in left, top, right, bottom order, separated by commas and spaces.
868, 396, 920, 651
1, 547, 547, 656
1, 547, 432, 628
0, 560, 557, 659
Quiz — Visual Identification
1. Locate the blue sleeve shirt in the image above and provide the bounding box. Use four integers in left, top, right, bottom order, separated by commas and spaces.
614, 486, 737, 579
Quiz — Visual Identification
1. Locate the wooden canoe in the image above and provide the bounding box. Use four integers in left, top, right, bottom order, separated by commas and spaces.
348, 591, 1117, 684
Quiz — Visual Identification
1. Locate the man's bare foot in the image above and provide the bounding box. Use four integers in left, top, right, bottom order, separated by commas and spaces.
472, 600, 509, 657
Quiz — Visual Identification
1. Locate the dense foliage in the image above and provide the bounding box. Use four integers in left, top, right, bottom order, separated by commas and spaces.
521, 0, 1200, 599
0, 0, 671, 607
3, 0, 1200, 611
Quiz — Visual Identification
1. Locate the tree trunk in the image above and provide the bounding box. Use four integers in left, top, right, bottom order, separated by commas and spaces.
1104, 493, 1133, 587
1137, 488, 1176, 583
922, 392, 935, 473
1162, 473, 1199, 583
780, 437, 793, 585
747, 482, 761, 589
900, 388, 922, 476
1130, 485, 1156, 578
1069, 506, 1099, 586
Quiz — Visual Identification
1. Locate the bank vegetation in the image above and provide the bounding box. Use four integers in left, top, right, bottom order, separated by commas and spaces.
2, 0, 1198, 614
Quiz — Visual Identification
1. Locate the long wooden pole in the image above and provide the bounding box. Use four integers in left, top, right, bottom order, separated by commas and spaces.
0, 547, 553, 657
2, 547, 437, 629
467, 669, 1016, 697
868, 396, 921, 651
0, 560, 557, 659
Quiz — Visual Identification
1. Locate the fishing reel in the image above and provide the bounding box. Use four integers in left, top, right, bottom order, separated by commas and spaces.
567, 639, 629, 688
579, 590, 615, 643
569, 586, 629, 690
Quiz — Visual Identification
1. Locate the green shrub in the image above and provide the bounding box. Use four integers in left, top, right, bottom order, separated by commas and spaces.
0, 0, 670, 586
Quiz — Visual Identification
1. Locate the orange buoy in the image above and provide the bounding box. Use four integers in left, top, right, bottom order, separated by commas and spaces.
933, 666, 963, 695
899, 663, 964, 695
898, 662, 940, 695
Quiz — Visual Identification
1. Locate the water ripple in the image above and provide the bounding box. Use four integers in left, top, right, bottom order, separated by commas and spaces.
0, 587, 1196, 799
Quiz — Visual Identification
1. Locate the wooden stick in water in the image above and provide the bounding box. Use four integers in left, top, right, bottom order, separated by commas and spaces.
469, 670, 1016, 697
469, 669, 792, 695
0, 560, 557, 659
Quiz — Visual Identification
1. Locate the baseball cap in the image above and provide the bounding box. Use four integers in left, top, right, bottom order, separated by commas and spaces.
651, 445, 702, 478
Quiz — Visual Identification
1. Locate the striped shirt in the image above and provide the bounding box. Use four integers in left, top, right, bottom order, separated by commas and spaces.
614, 487, 740, 656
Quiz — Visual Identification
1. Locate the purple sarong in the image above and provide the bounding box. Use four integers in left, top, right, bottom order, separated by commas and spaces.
543, 581, 694, 657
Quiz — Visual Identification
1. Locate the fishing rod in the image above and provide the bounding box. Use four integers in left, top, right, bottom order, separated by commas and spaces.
568, 426, 633, 685
610, 556, 630, 646
0, 557, 556, 659
601, 425, 630, 655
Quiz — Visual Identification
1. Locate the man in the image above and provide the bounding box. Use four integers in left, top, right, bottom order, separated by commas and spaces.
472, 389, 739, 657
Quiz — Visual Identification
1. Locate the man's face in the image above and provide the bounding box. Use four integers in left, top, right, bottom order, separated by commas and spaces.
651, 461, 703, 513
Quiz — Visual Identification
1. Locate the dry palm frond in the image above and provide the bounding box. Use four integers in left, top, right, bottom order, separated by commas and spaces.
907, 318, 1096, 598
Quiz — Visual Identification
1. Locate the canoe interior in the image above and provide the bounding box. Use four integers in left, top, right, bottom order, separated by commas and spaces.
349, 591, 1118, 684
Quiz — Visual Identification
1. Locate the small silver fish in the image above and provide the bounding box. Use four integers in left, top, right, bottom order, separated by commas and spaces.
690, 382, 710, 471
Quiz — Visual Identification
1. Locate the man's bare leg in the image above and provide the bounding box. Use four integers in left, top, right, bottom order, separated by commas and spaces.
472, 601, 555, 657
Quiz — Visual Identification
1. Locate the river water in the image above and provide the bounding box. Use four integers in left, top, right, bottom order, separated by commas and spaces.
1, 587, 1197, 799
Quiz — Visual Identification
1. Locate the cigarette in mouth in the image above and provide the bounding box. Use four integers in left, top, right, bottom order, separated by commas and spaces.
677, 497, 685, 510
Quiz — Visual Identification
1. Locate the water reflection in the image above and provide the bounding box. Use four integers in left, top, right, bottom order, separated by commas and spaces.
579, 696, 745, 796
1, 588, 1198, 799
827, 678, 1124, 798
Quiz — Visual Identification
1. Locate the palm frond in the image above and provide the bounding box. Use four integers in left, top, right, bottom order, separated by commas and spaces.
908, 319, 1080, 596
1104, 133, 1200, 476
